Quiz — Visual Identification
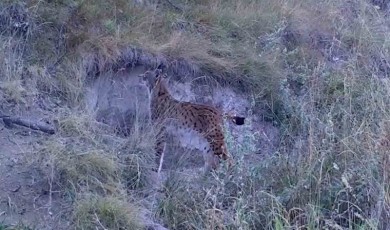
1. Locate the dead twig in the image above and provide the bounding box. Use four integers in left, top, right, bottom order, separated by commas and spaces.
1, 115, 55, 134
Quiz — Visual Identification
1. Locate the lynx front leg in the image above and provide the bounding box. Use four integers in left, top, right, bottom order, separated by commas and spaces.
202, 148, 218, 175
204, 132, 234, 173
155, 126, 167, 175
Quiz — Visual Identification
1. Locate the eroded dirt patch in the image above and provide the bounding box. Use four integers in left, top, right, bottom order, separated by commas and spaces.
0, 125, 70, 229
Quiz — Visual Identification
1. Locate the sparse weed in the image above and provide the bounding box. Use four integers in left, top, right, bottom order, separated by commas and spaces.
37, 139, 122, 197
118, 124, 155, 190
32, 108, 156, 228
0, 36, 27, 104
73, 195, 143, 230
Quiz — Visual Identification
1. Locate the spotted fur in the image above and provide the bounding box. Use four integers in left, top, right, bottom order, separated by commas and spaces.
139, 68, 245, 174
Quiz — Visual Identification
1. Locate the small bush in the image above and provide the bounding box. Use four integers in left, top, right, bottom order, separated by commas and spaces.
73, 195, 143, 230
38, 139, 121, 196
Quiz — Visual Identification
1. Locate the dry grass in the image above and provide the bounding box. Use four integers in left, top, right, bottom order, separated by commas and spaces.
154, 0, 390, 229
73, 195, 143, 230
0, 223, 33, 230
0, 0, 390, 229
29, 110, 155, 228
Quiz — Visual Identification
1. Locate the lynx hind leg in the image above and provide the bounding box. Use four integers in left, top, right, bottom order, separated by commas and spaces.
202, 149, 219, 174
220, 144, 234, 168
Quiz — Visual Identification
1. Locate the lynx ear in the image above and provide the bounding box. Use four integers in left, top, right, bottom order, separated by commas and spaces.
155, 63, 168, 80
156, 63, 167, 72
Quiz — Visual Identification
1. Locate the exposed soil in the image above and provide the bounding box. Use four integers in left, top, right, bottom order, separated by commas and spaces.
0, 115, 70, 229
0, 66, 279, 228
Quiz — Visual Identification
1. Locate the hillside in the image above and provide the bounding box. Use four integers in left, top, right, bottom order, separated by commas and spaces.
0, 0, 389, 229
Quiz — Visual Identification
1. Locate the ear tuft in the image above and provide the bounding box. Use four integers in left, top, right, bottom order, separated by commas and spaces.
157, 63, 166, 72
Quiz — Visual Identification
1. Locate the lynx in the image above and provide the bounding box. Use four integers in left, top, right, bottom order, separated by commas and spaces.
138, 68, 245, 174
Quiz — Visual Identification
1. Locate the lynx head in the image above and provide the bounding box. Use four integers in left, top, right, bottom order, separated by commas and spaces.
138, 65, 167, 93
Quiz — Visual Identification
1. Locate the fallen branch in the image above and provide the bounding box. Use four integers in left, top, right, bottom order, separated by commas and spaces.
2, 116, 55, 134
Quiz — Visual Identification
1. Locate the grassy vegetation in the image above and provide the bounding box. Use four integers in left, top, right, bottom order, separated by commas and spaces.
0, 0, 389, 229
0, 223, 33, 230
73, 195, 143, 230
31, 111, 154, 228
